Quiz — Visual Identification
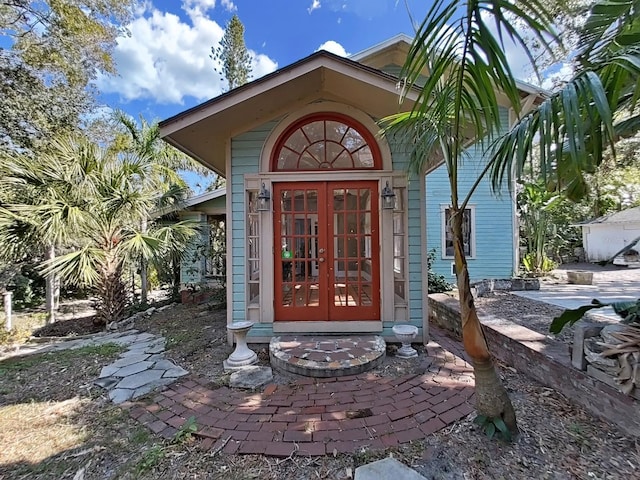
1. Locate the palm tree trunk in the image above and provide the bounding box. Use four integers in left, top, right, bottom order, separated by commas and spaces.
95, 255, 127, 327
44, 244, 56, 324
140, 218, 148, 304
451, 210, 518, 433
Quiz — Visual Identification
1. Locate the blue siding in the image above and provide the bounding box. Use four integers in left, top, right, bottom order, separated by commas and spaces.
230, 121, 278, 322
390, 141, 424, 329
426, 126, 514, 282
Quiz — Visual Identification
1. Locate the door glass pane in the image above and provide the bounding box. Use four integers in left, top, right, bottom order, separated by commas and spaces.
278, 188, 320, 311
331, 187, 373, 308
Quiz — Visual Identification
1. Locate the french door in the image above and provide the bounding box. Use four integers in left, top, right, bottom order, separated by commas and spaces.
274, 181, 380, 321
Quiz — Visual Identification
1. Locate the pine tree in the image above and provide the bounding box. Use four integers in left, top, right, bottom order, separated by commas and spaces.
211, 14, 252, 91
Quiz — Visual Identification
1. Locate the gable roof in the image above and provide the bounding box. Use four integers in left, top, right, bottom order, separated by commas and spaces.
581, 206, 640, 225
159, 51, 418, 175
159, 35, 547, 176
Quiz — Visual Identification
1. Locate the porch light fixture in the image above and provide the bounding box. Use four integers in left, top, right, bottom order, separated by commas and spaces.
381, 181, 396, 210
257, 182, 271, 211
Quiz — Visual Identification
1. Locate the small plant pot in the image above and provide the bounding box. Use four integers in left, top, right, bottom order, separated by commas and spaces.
567, 271, 593, 285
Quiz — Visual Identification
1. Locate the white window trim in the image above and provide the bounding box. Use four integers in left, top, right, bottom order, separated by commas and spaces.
440, 204, 476, 260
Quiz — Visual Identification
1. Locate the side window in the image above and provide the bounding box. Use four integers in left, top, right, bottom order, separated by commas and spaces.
443, 207, 474, 258
247, 191, 260, 304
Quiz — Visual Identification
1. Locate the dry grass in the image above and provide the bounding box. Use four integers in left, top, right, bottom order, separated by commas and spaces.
0, 398, 90, 465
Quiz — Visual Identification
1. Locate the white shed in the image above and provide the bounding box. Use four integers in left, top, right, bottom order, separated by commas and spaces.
578, 206, 640, 262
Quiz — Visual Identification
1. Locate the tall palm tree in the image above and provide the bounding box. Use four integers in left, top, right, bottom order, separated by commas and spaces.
1, 135, 198, 326
384, 0, 639, 436
382, 0, 560, 434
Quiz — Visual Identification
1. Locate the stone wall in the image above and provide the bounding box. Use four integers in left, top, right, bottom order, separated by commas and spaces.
428, 294, 640, 437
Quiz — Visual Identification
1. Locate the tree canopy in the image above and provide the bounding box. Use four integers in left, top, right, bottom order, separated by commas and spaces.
0, 0, 135, 152
211, 14, 252, 91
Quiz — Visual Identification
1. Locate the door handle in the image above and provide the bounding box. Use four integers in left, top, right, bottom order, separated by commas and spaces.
319, 248, 325, 254
318, 257, 325, 263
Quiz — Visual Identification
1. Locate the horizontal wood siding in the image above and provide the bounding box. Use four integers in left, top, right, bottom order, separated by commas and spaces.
426, 135, 514, 282
230, 121, 277, 322
390, 140, 423, 328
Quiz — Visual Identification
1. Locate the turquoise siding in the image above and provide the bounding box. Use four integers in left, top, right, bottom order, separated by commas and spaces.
426, 140, 514, 283
389, 140, 424, 329
230, 121, 278, 322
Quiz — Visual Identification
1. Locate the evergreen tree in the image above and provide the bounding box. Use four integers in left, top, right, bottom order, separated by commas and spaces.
211, 14, 252, 91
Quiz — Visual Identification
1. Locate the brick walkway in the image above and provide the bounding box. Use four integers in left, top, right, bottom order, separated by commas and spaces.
126, 328, 475, 456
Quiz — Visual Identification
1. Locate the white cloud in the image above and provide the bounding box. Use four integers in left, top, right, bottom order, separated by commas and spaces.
95, 4, 277, 105
316, 40, 348, 57
221, 0, 237, 12
540, 62, 575, 91
308, 0, 321, 14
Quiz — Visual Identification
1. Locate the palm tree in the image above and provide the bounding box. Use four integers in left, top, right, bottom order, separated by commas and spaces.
112, 111, 216, 304
1, 135, 198, 326
489, 0, 640, 196
384, 0, 639, 436
382, 0, 561, 435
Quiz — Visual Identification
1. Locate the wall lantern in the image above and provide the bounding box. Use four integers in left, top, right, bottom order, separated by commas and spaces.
381, 181, 396, 210
257, 182, 271, 211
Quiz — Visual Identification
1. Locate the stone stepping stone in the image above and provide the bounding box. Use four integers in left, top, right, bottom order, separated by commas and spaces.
354, 458, 427, 480
229, 366, 273, 389
115, 369, 164, 390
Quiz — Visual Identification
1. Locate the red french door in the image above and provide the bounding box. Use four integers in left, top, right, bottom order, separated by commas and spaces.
274, 181, 380, 321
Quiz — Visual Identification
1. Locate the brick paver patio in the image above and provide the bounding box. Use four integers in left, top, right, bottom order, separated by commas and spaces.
125, 328, 475, 456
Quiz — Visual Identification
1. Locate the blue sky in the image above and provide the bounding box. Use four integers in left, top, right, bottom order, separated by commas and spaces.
96, 0, 435, 123
95, 0, 556, 124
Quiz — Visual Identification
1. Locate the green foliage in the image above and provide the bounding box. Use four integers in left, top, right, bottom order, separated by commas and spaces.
211, 14, 252, 90
173, 416, 198, 444
551, 298, 640, 334
135, 444, 165, 475
490, 0, 640, 200
473, 414, 513, 442
0, 0, 134, 153
522, 252, 557, 275
518, 181, 561, 273
1, 134, 199, 325
427, 249, 453, 293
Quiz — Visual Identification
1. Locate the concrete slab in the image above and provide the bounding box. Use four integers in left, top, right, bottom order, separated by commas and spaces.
354, 458, 427, 480
512, 263, 640, 322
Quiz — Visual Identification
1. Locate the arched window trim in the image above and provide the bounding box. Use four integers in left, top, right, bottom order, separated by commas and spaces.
270, 112, 383, 172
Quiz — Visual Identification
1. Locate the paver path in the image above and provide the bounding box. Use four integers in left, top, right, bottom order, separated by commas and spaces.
126, 329, 475, 456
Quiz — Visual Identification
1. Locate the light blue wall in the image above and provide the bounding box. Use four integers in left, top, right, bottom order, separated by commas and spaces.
387, 138, 424, 331
426, 137, 514, 283
230, 121, 278, 323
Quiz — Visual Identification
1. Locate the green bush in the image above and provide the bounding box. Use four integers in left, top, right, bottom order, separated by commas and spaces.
428, 249, 453, 293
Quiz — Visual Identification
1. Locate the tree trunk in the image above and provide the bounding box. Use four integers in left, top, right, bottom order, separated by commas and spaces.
140, 218, 148, 304
44, 244, 56, 324
94, 255, 127, 327
140, 258, 148, 305
451, 209, 518, 434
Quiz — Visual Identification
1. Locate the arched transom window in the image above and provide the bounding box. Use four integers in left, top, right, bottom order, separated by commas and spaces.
272, 113, 382, 171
